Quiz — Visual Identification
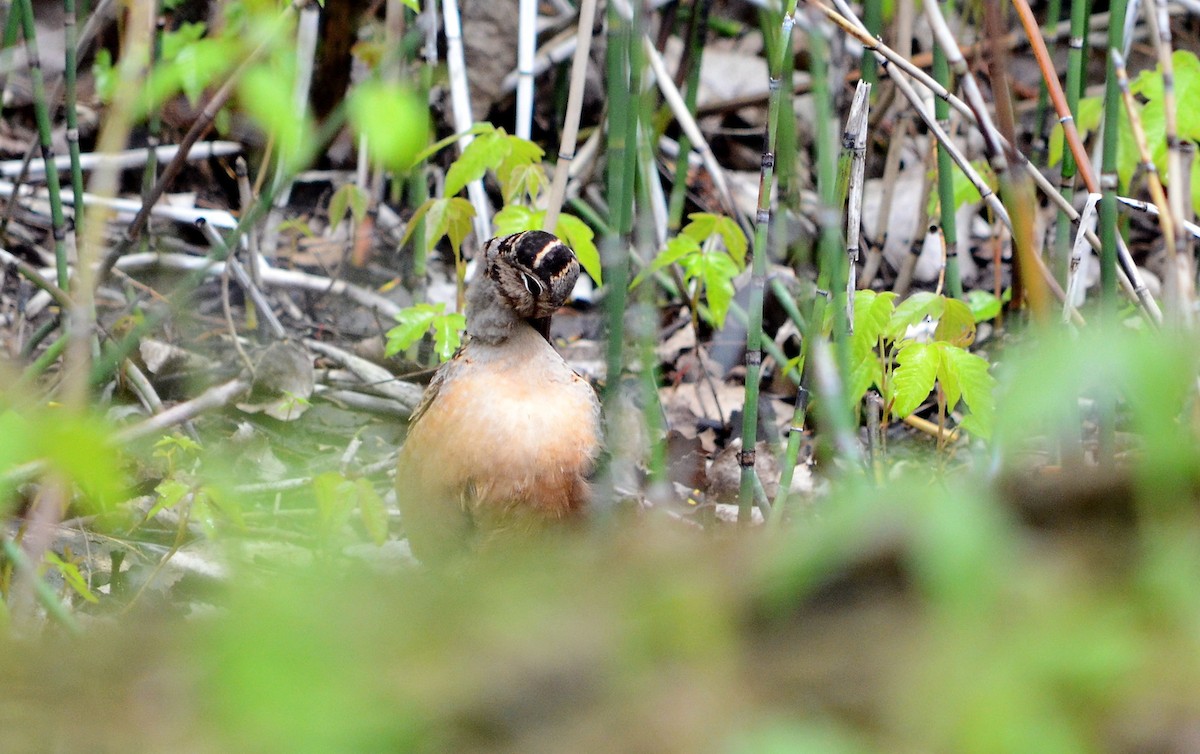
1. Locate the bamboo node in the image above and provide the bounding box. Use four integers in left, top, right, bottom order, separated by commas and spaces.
738, 449, 756, 468
745, 349, 762, 367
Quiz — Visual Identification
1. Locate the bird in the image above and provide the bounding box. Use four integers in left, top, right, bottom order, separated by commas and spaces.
395, 231, 603, 565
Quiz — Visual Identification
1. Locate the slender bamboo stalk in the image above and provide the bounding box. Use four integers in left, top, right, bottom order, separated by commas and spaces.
64, 0, 87, 244
16, 0, 70, 290
441, 0, 491, 243
808, 8, 859, 469
1052, 0, 1089, 284
515, 0, 537, 140
932, 0, 962, 299
542, 0, 599, 231
843, 83, 870, 321
591, 0, 640, 510
1143, 0, 1194, 325
141, 14, 165, 221
666, 0, 709, 231
737, 4, 795, 524
1098, 0, 1128, 313
1032, 0, 1063, 162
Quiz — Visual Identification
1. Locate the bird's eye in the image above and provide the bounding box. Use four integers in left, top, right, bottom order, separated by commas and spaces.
521, 272, 544, 297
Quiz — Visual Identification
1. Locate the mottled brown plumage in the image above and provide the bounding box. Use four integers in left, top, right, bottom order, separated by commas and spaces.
396, 232, 602, 565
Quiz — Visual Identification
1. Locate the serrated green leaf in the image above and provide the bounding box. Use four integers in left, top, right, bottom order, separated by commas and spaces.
412, 197, 475, 260
851, 289, 896, 352
631, 235, 701, 289
846, 350, 884, 409
493, 204, 539, 236
681, 251, 739, 328
432, 312, 466, 361
328, 184, 368, 233
313, 472, 356, 540
681, 212, 747, 267
444, 130, 505, 197
891, 342, 939, 418
887, 292, 944, 340
934, 343, 961, 412
385, 303, 443, 356
681, 213, 717, 242
44, 552, 99, 604
501, 161, 547, 205
553, 213, 602, 285
966, 289, 1002, 322
495, 136, 545, 202
942, 346, 997, 439
355, 478, 390, 546
148, 478, 192, 520
934, 297, 976, 346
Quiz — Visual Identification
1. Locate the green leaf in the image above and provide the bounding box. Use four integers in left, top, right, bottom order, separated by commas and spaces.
405, 197, 475, 259
891, 341, 939, 418
681, 251, 739, 328
44, 552, 99, 604
966, 289, 1002, 322
851, 289, 896, 351
312, 472, 356, 541
444, 129, 506, 197
400, 0, 420, 10
632, 235, 701, 289
92, 49, 117, 103
431, 311, 466, 361
385, 303, 443, 356
1049, 96, 1103, 166
148, 478, 192, 520
355, 478, 389, 546
933, 342, 961, 412
934, 297, 976, 346
348, 81, 431, 171
239, 65, 314, 170
327, 184, 368, 233
495, 136, 545, 202
942, 345, 997, 439
553, 213, 601, 285
681, 212, 748, 267
493, 204, 540, 236
887, 292, 944, 340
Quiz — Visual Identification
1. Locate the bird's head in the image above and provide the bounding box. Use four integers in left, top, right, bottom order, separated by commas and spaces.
481, 231, 580, 321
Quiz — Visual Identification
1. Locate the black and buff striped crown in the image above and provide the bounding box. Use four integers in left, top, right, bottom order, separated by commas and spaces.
482, 231, 580, 320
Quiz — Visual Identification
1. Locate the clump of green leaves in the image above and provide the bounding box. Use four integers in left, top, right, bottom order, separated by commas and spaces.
384, 303, 466, 362
403, 123, 601, 283
1049, 49, 1200, 213
630, 212, 747, 327
848, 290, 996, 439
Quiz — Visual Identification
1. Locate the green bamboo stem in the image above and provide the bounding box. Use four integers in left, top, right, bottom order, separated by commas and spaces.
806, 9, 858, 464
860, 0, 881, 85
0, 8, 21, 119
64, 0, 86, 244
665, 0, 709, 231
1098, 0, 1127, 312
595, 0, 635, 505
1032, 0, 1064, 162
16, 0, 70, 290
736, 4, 794, 524
1052, 0, 1090, 283
932, 0, 962, 299
141, 13, 165, 220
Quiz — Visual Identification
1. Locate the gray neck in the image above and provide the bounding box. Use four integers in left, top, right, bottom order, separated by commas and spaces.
466, 273, 524, 345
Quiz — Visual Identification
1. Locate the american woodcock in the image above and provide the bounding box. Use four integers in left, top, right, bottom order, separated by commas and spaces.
395, 231, 602, 565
